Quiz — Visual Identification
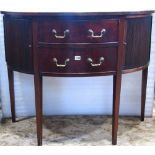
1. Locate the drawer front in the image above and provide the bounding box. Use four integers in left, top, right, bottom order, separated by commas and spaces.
38, 47, 117, 74
38, 19, 118, 44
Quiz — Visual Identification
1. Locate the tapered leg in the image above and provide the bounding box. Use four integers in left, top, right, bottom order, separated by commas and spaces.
141, 68, 148, 121
7, 67, 16, 122
34, 74, 43, 146
112, 74, 122, 145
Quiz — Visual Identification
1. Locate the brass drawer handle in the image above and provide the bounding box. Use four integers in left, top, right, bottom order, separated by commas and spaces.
53, 58, 70, 67
88, 29, 106, 38
52, 29, 70, 39
87, 57, 104, 67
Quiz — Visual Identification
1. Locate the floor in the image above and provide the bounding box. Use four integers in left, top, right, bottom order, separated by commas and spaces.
0, 106, 155, 146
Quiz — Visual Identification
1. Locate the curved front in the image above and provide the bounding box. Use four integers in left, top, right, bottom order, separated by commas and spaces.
123, 16, 152, 71
3, 17, 33, 74
3, 12, 153, 76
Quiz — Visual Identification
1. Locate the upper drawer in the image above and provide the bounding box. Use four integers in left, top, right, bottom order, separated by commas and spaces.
37, 19, 118, 44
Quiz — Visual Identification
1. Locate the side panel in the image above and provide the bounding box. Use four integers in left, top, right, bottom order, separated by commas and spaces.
3, 16, 33, 73
124, 16, 152, 70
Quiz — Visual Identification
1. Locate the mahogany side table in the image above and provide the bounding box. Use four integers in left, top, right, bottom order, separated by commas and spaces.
2, 11, 154, 145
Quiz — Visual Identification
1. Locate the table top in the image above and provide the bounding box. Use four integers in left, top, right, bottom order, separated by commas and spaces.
0, 0, 154, 13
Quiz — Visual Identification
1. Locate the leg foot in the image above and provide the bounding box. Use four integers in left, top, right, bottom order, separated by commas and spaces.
38, 139, 42, 146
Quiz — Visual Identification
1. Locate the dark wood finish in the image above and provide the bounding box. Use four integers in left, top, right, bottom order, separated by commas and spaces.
3, 13, 153, 75
112, 18, 126, 145
141, 67, 148, 121
2, 11, 153, 145
7, 66, 16, 122
124, 16, 152, 70
122, 63, 149, 74
38, 42, 119, 48
32, 20, 43, 146
3, 16, 33, 74
1, 11, 154, 17
38, 19, 118, 43
41, 71, 116, 77
34, 75, 43, 146
38, 47, 117, 74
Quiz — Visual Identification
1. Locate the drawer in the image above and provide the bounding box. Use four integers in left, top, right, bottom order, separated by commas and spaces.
38, 47, 117, 74
38, 19, 118, 44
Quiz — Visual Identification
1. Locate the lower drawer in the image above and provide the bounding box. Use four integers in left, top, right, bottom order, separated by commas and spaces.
38, 47, 117, 74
